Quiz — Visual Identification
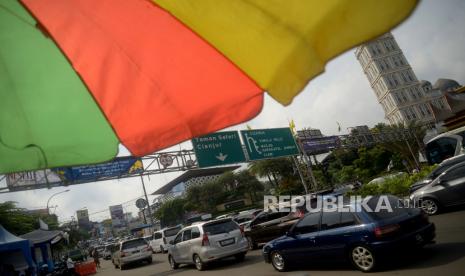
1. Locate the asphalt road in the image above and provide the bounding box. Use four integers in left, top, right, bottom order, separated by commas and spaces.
97, 209, 465, 276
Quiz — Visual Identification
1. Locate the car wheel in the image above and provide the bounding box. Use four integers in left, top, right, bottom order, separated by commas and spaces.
168, 255, 179, 270
235, 253, 246, 262
421, 198, 440, 215
270, 251, 287, 272
247, 237, 257, 250
350, 245, 376, 272
193, 254, 205, 271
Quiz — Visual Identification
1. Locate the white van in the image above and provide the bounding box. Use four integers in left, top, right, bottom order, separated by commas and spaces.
425, 126, 465, 164
150, 225, 182, 253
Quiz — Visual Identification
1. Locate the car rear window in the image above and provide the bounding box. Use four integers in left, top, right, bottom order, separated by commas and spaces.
122, 239, 146, 250
203, 220, 239, 235
366, 196, 410, 220
235, 216, 252, 224
164, 227, 181, 237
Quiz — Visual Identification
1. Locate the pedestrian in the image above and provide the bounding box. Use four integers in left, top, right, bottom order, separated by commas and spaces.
66, 256, 77, 276
92, 249, 101, 269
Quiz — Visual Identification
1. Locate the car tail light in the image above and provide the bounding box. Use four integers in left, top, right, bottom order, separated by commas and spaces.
296, 209, 305, 218
145, 246, 152, 252
121, 252, 126, 257
374, 224, 400, 238
240, 225, 245, 237
201, 233, 210, 247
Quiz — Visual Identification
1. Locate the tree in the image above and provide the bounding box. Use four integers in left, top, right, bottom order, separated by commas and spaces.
184, 185, 203, 211
0, 201, 37, 235
248, 157, 306, 195
154, 198, 187, 227
234, 170, 264, 202
324, 146, 394, 184
248, 158, 295, 187
372, 121, 426, 171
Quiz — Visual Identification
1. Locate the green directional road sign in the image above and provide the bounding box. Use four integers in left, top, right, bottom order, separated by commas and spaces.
240, 128, 300, 161
192, 131, 246, 168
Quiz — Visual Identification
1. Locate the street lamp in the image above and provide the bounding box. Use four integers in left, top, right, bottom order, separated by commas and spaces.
46, 189, 70, 214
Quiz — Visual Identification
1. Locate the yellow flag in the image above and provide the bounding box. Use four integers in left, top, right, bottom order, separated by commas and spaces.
153, 0, 417, 105
289, 120, 296, 135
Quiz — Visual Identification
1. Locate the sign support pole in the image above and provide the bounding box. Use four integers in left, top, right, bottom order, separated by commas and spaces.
141, 208, 147, 224
297, 139, 318, 192
292, 156, 308, 194
140, 175, 154, 225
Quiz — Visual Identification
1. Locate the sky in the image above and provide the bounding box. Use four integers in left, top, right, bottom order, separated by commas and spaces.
1, 0, 465, 224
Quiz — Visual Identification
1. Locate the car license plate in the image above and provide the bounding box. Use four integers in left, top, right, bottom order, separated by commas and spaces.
220, 238, 235, 246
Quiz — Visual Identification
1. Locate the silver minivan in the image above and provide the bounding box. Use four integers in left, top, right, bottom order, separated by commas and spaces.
410, 162, 465, 215
167, 219, 248, 271
112, 238, 152, 270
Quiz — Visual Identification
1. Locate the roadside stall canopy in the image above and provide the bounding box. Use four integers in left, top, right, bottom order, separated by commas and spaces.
20, 229, 63, 272
0, 0, 418, 174
0, 225, 35, 273
20, 229, 63, 245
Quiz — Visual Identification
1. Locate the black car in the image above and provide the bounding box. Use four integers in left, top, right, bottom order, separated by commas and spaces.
245, 208, 305, 249
67, 249, 86, 262
409, 154, 465, 193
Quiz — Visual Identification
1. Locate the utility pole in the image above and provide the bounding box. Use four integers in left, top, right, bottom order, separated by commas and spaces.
140, 175, 154, 225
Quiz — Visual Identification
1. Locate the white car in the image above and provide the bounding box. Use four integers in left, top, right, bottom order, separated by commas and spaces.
113, 238, 152, 270
367, 172, 407, 185
167, 219, 248, 271
102, 243, 118, 260
150, 225, 182, 253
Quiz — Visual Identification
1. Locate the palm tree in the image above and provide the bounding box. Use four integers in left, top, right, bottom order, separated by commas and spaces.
371, 121, 426, 170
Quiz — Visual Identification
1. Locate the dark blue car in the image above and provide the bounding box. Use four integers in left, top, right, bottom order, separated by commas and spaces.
262, 195, 435, 272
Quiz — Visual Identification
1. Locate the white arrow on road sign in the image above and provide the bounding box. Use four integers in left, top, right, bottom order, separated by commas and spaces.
244, 133, 262, 154
215, 153, 228, 162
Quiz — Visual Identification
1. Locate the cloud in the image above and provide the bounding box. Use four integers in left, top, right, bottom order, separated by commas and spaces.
393, 0, 465, 84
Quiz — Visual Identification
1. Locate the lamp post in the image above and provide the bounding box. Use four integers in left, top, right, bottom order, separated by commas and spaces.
46, 189, 70, 214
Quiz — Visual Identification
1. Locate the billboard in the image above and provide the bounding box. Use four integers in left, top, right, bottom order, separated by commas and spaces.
54, 157, 143, 182
6, 157, 143, 192
109, 204, 126, 228
76, 209, 91, 230
6, 170, 62, 191
300, 136, 341, 155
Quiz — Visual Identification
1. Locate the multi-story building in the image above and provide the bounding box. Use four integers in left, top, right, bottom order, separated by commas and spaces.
76, 208, 91, 230
151, 166, 240, 205
355, 33, 436, 126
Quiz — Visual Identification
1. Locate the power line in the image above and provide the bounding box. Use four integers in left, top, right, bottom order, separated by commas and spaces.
87, 194, 146, 216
